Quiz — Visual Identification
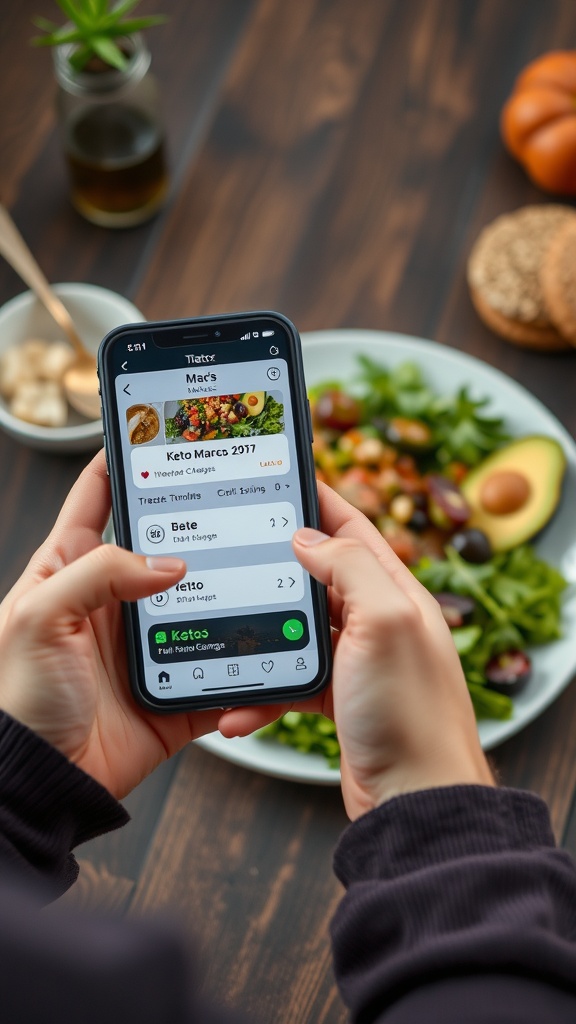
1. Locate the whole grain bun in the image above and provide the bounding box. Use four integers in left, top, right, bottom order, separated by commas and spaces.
540, 217, 576, 345
467, 205, 576, 351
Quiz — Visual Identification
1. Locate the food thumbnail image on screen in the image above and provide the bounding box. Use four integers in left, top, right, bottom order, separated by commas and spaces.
126, 404, 161, 445
163, 391, 284, 443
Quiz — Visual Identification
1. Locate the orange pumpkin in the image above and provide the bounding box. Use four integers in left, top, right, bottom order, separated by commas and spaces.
501, 51, 576, 195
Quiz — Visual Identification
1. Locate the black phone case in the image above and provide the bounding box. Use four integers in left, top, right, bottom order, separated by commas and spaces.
98, 310, 332, 712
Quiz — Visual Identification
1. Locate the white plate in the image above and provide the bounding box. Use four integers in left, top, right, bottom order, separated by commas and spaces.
196, 329, 576, 785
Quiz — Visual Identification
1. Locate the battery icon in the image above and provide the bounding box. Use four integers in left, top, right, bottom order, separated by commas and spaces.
262, 330, 275, 337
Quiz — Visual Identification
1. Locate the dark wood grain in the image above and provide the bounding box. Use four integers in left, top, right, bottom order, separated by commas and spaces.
73, 752, 184, 881
131, 744, 348, 1023
1, 2, 576, 1021
49, 861, 135, 915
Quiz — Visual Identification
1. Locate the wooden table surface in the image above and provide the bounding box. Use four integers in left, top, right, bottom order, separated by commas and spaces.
2, 1, 576, 1020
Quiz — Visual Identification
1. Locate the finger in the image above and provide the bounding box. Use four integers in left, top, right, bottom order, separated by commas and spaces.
0, 451, 112, 624
15, 546, 186, 636
316, 483, 427, 597
15, 450, 112, 594
317, 481, 385, 547
48, 448, 111, 546
293, 531, 416, 626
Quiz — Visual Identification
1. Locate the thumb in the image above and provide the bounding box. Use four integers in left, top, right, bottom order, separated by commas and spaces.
20, 546, 186, 635
293, 528, 406, 615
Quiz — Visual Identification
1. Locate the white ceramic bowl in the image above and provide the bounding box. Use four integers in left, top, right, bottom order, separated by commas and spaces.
0, 283, 145, 453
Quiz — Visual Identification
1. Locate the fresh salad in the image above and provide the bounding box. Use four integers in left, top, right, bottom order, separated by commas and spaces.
258, 355, 568, 767
165, 392, 284, 442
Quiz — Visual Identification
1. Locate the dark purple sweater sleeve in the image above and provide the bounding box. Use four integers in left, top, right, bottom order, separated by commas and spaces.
331, 785, 576, 1022
0, 710, 128, 899
4, 708, 576, 1023
0, 711, 245, 1023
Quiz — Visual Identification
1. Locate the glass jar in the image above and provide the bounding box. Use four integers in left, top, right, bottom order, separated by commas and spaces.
53, 35, 169, 228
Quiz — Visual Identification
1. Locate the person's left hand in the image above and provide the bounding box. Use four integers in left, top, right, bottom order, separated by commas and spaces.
0, 451, 313, 799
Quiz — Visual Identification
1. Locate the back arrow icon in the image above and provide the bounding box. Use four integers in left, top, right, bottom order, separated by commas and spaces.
123, 384, 131, 395
121, 361, 128, 370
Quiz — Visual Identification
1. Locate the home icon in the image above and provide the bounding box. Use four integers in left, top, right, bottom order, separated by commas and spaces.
158, 671, 170, 684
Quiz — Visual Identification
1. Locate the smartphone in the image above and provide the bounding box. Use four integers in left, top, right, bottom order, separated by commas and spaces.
98, 310, 332, 712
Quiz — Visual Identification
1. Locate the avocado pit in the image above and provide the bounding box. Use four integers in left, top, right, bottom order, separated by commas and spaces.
479, 470, 531, 515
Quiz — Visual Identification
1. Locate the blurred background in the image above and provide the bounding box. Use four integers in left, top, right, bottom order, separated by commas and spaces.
2, 0, 574, 345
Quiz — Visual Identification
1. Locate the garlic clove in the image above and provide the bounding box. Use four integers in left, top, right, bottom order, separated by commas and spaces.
39, 341, 76, 381
10, 380, 68, 428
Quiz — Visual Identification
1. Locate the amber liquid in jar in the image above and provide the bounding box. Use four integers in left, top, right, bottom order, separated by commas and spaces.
65, 103, 168, 227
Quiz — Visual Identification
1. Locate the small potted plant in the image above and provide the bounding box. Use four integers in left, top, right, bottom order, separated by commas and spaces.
33, 1, 169, 227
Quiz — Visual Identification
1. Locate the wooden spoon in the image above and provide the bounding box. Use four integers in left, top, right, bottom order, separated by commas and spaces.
0, 204, 101, 420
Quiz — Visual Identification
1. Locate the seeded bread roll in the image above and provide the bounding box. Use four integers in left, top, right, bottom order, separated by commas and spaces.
540, 217, 576, 345
467, 205, 576, 351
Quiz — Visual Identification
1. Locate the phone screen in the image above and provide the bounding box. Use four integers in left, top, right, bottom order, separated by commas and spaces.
99, 312, 331, 711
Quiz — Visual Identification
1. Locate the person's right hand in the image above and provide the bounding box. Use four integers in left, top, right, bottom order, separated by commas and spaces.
292, 483, 495, 821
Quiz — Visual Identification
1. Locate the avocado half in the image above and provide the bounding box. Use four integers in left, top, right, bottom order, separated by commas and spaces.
242, 391, 265, 416
461, 436, 566, 552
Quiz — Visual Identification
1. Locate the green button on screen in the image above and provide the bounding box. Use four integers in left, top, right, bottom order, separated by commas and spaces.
282, 618, 304, 641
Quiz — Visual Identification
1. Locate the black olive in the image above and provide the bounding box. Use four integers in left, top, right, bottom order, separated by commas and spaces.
174, 410, 189, 430
234, 401, 248, 418
451, 527, 493, 563
412, 491, 428, 511
433, 592, 476, 628
408, 508, 429, 532
485, 649, 532, 696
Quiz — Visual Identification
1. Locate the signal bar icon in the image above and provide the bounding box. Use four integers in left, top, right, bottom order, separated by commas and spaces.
240, 332, 251, 340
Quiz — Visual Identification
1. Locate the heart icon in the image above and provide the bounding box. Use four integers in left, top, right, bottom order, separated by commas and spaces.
261, 660, 274, 673
141, 471, 149, 479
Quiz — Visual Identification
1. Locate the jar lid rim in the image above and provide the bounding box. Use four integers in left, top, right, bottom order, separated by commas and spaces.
53, 33, 151, 95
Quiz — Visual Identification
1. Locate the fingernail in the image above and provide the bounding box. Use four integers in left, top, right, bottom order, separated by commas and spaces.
146, 556, 186, 572
294, 528, 330, 546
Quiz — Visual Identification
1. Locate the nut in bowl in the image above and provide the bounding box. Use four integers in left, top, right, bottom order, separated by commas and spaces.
0, 283, 144, 453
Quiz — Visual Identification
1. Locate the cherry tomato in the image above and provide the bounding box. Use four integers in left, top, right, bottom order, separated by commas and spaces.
314, 390, 362, 431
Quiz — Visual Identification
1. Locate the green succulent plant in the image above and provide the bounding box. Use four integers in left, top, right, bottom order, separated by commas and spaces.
32, 0, 166, 72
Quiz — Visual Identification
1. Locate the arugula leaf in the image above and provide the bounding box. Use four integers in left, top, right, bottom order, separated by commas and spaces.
432, 388, 509, 467
354, 358, 509, 468
413, 544, 567, 716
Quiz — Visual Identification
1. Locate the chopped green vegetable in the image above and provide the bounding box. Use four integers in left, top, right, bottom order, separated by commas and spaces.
164, 417, 181, 439
451, 624, 483, 655
257, 713, 340, 768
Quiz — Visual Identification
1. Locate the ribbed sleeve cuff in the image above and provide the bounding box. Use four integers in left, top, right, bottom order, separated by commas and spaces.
333, 785, 556, 886
0, 712, 129, 900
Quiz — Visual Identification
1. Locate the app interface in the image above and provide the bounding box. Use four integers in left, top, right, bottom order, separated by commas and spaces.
109, 323, 321, 702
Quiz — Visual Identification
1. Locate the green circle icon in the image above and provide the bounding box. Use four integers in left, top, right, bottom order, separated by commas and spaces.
282, 618, 304, 642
